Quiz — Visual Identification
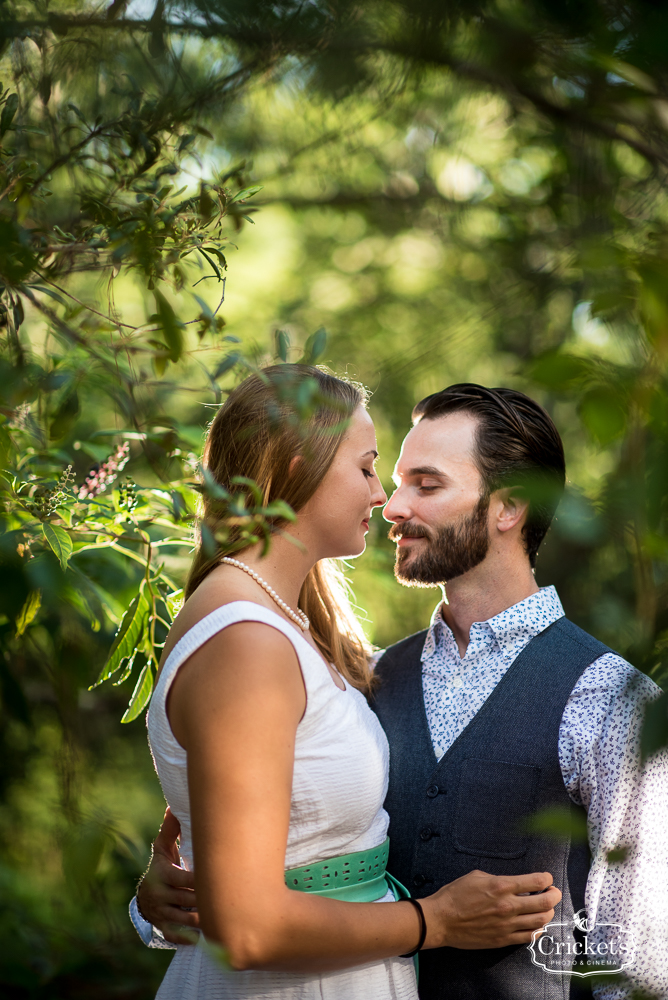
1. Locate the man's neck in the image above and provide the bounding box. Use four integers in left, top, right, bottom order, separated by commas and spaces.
439, 558, 539, 658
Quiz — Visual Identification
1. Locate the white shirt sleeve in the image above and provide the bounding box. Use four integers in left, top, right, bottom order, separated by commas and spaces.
129, 895, 177, 950
560, 653, 668, 999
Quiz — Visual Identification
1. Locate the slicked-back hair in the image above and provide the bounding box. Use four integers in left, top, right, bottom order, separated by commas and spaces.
412, 384, 566, 567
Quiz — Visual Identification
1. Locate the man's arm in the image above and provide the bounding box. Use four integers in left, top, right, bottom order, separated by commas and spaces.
133, 807, 200, 947
560, 653, 668, 1000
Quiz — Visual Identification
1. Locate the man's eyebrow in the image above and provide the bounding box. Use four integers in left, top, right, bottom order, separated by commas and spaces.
407, 466, 448, 478
391, 465, 449, 486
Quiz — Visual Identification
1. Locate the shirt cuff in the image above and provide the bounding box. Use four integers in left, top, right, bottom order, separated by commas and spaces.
129, 895, 177, 950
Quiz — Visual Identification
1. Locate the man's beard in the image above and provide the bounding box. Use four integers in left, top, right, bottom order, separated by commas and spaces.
389, 494, 491, 586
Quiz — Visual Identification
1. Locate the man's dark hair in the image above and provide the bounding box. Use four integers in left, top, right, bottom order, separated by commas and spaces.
412, 383, 566, 568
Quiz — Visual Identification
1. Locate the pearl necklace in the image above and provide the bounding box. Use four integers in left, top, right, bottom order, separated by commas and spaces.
220, 557, 310, 631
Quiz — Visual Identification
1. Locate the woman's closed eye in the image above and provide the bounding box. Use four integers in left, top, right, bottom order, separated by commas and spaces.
363, 468, 376, 479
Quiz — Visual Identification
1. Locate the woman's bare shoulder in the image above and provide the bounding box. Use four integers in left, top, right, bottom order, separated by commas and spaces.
159, 568, 292, 675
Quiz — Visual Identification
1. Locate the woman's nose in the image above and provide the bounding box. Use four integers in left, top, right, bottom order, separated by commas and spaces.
372, 478, 387, 508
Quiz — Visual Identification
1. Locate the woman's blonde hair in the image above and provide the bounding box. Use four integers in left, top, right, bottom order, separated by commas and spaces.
186, 364, 375, 693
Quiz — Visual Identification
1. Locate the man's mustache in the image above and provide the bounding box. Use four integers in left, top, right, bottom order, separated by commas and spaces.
388, 522, 432, 543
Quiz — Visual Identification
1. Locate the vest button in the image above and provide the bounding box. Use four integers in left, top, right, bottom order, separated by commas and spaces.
426, 784, 439, 798
413, 874, 426, 887
420, 827, 433, 841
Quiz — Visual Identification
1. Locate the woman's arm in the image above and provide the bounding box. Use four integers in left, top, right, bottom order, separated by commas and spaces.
168, 621, 560, 973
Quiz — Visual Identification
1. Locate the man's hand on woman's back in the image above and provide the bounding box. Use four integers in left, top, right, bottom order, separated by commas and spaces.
137, 807, 200, 945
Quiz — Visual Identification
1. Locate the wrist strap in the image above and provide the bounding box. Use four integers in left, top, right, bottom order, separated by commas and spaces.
399, 897, 427, 957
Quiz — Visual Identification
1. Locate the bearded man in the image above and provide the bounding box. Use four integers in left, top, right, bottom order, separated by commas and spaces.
133, 384, 667, 1000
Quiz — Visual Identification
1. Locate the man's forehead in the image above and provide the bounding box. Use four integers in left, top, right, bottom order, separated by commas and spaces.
395, 411, 479, 470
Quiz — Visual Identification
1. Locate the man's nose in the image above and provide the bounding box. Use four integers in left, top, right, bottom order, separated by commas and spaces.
382, 487, 410, 523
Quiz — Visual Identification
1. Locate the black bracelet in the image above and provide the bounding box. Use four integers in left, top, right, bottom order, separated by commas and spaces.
399, 897, 427, 957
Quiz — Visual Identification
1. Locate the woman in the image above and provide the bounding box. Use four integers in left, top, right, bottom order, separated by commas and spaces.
138, 364, 559, 999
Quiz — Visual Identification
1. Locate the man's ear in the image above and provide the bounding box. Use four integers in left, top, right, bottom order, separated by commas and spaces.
495, 487, 529, 533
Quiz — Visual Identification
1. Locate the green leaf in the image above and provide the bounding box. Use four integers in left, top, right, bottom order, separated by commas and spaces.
112, 649, 138, 686
523, 805, 588, 842
200, 522, 218, 558
166, 589, 184, 620
192, 292, 214, 322
42, 523, 73, 570
89, 589, 148, 688
121, 661, 154, 723
66, 102, 88, 125
275, 329, 290, 362
578, 387, 627, 444
231, 185, 263, 203
526, 351, 591, 390
15, 589, 41, 637
50, 389, 80, 440
33, 284, 68, 306
154, 289, 184, 363
641, 690, 668, 762
301, 326, 327, 363
213, 352, 240, 380
194, 124, 214, 140
201, 466, 230, 500
198, 247, 221, 279
62, 819, 111, 892
0, 93, 18, 137
177, 133, 196, 153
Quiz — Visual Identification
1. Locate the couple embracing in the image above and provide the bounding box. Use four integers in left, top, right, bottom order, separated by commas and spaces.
131, 366, 666, 1000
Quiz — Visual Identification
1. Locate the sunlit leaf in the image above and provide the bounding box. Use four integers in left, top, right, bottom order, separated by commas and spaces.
121, 661, 154, 723
89, 589, 148, 688
230, 185, 263, 203
42, 522, 73, 570
15, 589, 41, 637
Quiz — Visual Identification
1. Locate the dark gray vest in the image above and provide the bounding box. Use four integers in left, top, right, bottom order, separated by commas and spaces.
372, 616, 611, 1000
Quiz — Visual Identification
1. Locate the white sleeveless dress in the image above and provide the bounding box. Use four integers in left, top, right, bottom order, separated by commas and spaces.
147, 601, 418, 1000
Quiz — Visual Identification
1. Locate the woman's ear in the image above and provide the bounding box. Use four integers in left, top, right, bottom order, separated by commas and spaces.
495, 487, 529, 533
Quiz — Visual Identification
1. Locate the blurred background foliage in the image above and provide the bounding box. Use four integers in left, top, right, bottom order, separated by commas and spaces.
1, 0, 668, 995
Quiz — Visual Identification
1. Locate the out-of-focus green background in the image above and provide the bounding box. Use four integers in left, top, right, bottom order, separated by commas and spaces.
2, 2, 668, 996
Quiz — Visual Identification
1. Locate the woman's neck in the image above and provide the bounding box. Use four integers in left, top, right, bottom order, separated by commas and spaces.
228, 536, 315, 611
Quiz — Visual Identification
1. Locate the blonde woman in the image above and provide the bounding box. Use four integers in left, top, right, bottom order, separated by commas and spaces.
136, 365, 560, 999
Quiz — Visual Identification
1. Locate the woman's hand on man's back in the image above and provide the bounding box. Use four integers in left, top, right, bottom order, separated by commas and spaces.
137, 807, 200, 945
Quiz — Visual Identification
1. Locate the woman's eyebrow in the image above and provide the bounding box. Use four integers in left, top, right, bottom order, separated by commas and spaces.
362, 450, 379, 459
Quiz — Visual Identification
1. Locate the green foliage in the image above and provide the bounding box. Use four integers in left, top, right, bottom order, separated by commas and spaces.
1, 0, 668, 994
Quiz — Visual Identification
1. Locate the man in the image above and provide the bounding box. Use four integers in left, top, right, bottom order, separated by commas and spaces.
133, 384, 667, 999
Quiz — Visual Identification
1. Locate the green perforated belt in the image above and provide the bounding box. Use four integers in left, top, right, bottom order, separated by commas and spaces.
284, 836, 408, 902
284, 837, 417, 977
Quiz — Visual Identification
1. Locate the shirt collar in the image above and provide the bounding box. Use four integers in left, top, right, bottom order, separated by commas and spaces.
421, 585, 565, 664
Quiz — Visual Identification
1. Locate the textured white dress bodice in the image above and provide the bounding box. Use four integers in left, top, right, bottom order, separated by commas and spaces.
147, 601, 417, 1000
